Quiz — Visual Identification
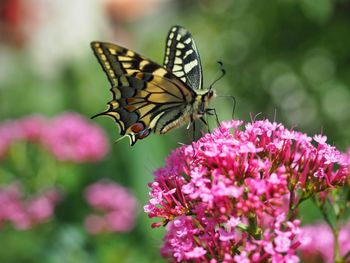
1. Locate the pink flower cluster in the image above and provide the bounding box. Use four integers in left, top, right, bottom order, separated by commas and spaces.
232, 214, 303, 263
0, 113, 109, 163
299, 221, 350, 263
42, 113, 109, 163
144, 120, 349, 262
161, 213, 303, 263
0, 184, 60, 230
0, 115, 46, 158
84, 180, 138, 234
342, 148, 350, 174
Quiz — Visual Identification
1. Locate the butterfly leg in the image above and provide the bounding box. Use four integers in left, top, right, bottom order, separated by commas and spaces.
206, 108, 220, 128
189, 116, 198, 159
206, 108, 227, 135
191, 116, 196, 142
200, 116, 211, 133
185, 116, 196, 142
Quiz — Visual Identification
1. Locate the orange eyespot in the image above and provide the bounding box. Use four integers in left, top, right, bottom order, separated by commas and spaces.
125, 105, 136, 112
130, 122, 145, 133
127, 98, 136, 103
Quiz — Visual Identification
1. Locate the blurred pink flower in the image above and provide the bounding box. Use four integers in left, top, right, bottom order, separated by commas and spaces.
0, 121, 15, 158
145, 119, 349, 262
0, 184, 25, 228
27, 189, 61, 224
342, 148, 350, 185
0, 184, 60, 230
17, 115, 47, 141
299, 221, 350, 263
0, 113, 108, 163
84, 180, 138, 234
42, 113, 109, 163
0, 119, 26, 158
0, 115, 46, 148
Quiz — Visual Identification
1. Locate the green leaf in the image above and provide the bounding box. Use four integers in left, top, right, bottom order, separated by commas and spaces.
299, 0, 334, 24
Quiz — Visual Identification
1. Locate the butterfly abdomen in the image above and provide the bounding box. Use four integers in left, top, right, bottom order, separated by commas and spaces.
156, 90, 214, 134
156, 106, 193, 134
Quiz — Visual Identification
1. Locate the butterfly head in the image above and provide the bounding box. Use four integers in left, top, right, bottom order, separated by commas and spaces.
193, 89, 216, 117
207, 89, 215, 100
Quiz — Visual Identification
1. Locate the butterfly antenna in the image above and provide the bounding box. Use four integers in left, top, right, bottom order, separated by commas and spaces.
209, 61, 226, 92
209, 62, 237, 119
216, 95, 236, 119
250, 112, 262, 122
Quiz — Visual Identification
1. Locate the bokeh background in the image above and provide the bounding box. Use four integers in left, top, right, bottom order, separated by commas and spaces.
0, 0, 349, 262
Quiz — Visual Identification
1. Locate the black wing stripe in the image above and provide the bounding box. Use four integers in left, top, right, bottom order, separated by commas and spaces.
139, 102, 184, 120
132, 101, 182, 114
163, 26, 203, 90
149, 82, 184, 101
145, 103, 185, 120
91, 42, 119, 86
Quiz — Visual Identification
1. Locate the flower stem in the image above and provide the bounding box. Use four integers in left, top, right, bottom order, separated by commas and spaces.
314, 197, 343, 263
244, 215, 262, 240
344, 251, 350, 261
333, 227, 343, 263
236, 222, 261, 239
288, 189, 296, 220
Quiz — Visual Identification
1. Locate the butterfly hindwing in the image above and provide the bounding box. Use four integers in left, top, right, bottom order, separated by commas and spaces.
102, 73, 195, 145
163, 26, 203, 90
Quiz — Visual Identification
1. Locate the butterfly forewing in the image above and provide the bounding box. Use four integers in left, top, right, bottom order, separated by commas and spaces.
91, 41, 197, 145
163, 26, 203, 90
91, 42, 168, 86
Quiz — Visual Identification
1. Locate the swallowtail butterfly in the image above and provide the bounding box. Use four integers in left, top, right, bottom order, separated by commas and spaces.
91, 25, 216, 145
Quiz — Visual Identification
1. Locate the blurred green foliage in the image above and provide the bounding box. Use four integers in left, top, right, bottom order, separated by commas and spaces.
0, 0, 349, 262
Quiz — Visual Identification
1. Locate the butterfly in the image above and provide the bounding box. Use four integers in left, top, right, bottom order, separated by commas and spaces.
91, 25, 217, 145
